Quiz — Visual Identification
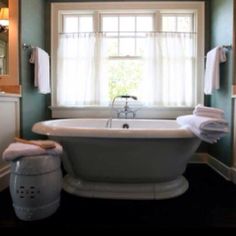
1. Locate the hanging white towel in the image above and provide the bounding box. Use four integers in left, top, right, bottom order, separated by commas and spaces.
29, 47, 51, 94
204, 46, 227, 95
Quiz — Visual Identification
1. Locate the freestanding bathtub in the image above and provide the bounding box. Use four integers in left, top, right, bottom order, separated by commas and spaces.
32, 119, 201, 200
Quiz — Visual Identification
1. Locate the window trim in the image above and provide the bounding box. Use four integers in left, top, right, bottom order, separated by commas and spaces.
51, 1, 205, 119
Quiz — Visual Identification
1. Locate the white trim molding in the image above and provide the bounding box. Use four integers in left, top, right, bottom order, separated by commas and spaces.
0, 165, 10, 191
51, 106, 195, 119
190, 153, 233, 182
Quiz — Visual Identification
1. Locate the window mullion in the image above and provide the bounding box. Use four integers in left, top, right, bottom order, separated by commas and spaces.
118, 15, 120, 56
134, 15, 137, 56
175, 16, 178, 32
94, 11, 99, 32
77, 16, 80, 32
155, 10, 161, 31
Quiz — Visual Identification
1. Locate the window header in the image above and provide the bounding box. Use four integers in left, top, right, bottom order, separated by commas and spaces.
52, 1, 204, 13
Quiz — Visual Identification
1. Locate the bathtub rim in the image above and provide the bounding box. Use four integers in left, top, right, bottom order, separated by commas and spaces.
32, 118, 196, 139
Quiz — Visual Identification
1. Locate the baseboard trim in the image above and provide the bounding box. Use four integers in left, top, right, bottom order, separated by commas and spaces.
189, 153, 208, 164
230, 168, 236, 184
0, 154, 234, 190
190, 153, 231, 181
0, 165, 10, 191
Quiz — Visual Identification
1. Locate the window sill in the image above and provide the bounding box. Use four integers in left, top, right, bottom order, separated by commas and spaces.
50, 106, 194, 119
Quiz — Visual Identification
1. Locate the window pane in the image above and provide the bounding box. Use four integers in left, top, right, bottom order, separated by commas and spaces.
119, 16, 135, 32
119, 38, 135, 56
63, 16, 78, 33
136, 38, 145, 56
177, 16, 192, 32
162, 16, 176, 32
107, 60, 144, 100
107, 38, 118, 56
137, 16, 153, 32
79, 16, 93, 32
102, 16, 118, 32
162, 15, 193, 33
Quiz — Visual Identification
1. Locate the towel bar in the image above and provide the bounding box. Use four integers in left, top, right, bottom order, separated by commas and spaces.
204, 45, 232, 58
222, 45, 232, 49
22, 43, 34, 50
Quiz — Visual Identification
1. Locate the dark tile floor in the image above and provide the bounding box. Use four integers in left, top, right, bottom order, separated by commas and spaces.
1, 164, 236, 232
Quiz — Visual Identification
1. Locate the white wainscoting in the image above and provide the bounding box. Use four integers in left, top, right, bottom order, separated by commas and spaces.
0, 94, 20, 191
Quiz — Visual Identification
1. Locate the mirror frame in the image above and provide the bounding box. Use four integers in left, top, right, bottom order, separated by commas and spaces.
0, 0, 19, 85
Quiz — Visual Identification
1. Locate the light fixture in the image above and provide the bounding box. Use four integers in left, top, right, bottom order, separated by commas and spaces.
0, 8, 9, 33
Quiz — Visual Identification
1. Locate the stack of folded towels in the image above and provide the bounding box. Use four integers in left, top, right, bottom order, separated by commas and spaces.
176, 104, 229, 143
2, 139, 63, 162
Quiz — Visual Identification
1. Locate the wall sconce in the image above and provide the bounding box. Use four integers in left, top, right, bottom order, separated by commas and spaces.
0, 8, 9, 33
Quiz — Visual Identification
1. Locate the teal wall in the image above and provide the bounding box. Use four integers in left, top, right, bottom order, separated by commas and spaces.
20, 0, 50, 139
19, 0, 234, 165
208, 0, 234, 166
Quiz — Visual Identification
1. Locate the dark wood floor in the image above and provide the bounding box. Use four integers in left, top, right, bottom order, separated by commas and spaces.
1, 164, 236, 232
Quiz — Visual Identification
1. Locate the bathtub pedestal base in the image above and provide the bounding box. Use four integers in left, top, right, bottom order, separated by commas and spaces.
63, 175, 189, 200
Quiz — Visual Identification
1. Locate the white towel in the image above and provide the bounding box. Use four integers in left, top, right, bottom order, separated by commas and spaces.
29, 47, 51, 94
193, 104, 225, 119
2, 142, 63, 162
176, 115, 229, 143
204, 46, 227, 95
177, 115, 228, 132
184, 125, 226, 144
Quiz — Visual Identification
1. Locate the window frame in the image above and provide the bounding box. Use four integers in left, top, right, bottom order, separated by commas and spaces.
51, 1, 205, 119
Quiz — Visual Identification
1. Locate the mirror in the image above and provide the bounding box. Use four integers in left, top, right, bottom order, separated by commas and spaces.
0, 0, 19, 85
0, 0, 8, 75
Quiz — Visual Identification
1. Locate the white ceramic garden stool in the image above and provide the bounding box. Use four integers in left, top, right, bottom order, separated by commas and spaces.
9, 154, 62, 221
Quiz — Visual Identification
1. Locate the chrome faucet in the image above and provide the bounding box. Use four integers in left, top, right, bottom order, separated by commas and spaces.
106, 95, 138, 128
117, 95, 138, 119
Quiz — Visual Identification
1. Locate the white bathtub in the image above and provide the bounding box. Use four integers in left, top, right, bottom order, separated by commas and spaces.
32, 119, 201, 200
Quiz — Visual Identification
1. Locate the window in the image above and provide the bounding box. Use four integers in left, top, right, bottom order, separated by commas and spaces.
101, 14, 153, 100
51, 2, 204, 118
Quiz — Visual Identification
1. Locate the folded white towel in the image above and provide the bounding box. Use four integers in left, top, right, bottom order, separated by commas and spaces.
193, 111, 224, 119
193, 104, 225, 119
176, 115, 229, 143
2, 142, 63, 162
177, 115, 228, 132
29, 47, 51, 94
185, 125, 227, 144
204, 46, 227, 95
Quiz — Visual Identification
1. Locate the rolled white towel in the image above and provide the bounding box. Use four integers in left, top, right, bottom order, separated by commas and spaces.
193, 104, 225, 119
176, 115, 229, 143
2, 141, 63, 162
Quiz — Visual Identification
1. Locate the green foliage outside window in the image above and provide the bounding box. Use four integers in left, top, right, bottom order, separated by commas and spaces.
108, 60, 143, 100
